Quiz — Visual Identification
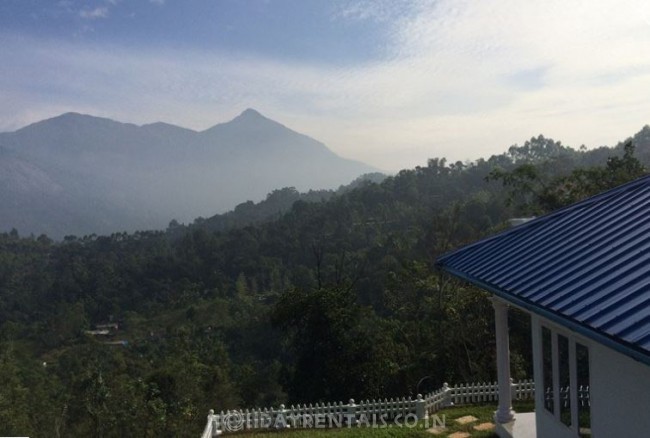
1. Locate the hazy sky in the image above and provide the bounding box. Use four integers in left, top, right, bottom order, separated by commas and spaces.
2, 0, 650, 171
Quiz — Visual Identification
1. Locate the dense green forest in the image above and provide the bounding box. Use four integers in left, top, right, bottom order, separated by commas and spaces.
1, 127, 648, 437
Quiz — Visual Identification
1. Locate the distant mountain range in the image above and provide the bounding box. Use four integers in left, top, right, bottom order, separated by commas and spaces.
0, 109, 377, 238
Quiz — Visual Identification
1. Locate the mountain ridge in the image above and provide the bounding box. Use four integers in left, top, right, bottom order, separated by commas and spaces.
0, 109, 377, 238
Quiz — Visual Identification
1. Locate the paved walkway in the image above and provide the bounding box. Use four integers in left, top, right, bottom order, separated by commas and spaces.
513, 413, 536, 438
496, 412, 536, 438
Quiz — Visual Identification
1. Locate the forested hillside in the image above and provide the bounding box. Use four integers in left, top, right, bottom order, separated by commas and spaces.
184, 172, 387, 234
0, 128, 648, 437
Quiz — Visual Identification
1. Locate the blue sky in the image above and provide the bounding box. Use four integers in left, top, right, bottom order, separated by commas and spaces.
2, 0, 650, 171
0, 1, 387, 63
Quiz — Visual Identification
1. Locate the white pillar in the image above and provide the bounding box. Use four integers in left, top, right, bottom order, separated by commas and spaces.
492, 297, 515, 423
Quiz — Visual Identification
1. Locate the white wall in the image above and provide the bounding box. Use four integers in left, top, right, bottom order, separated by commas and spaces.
532, 315, 650, 438
589, 341, 650, 438
531, 315, 576, 438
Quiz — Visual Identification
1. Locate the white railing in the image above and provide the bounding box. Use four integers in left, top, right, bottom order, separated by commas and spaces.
201, 378, 546, 436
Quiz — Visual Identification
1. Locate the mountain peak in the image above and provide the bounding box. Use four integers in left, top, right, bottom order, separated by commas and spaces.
201, 108, 280, 134
59, 111, 83, 118
231, 108, 269, 124
0, 109, 377, 238
239, 108, 263, 118
47, 112, 93, 124
54, 112, 112, 123
221, 108, 284, 130
12, 112, 127, 134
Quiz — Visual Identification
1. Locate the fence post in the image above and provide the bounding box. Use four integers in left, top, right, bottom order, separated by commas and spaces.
415, 394, 427, 420
510, 377, 517, 401
201, 409, 216, 438
442, 383, 453, 407
346, 399, 357, 426
275, 404, 289, 429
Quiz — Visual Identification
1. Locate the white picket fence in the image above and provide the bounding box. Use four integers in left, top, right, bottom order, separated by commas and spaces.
201, 378, 542, 437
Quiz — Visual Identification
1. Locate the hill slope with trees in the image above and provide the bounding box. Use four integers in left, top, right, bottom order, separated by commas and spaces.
0, 126, 648, 437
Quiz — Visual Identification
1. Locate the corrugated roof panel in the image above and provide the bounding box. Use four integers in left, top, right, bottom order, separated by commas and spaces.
535, 231, 650, 303
436, 175, 650, 365
626, 324, 650, 346
502, 211, 650, 294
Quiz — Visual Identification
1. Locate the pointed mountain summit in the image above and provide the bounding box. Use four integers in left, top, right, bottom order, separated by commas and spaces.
201, 108, 285, 136
199, 108, 336, 159
238, 108, 264, 119
0, 110, 377, 238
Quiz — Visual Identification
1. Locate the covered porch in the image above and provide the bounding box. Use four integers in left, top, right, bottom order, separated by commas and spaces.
491, 297, 536, 438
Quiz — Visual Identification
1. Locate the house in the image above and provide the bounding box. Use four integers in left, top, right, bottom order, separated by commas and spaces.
436, 175, 650, 437
84, 322, 119, 337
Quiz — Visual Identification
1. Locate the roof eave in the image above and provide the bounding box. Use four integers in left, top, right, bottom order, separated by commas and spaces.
438, 265, 650, 368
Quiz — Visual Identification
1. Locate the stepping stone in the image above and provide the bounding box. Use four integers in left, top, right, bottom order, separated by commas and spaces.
425, 425, 446, 435
473, 422, 495, 431
447, 432, 471, 438
454, 415, 478, 425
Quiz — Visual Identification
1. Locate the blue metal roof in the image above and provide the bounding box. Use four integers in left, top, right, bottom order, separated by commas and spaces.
436, 175, 650, 366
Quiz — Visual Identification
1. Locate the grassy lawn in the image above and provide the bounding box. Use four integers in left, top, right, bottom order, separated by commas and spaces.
225, 401, 535, 438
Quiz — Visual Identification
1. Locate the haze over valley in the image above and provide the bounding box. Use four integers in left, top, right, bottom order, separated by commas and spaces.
0, 108, 377, 238
3, 2, 650, 437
